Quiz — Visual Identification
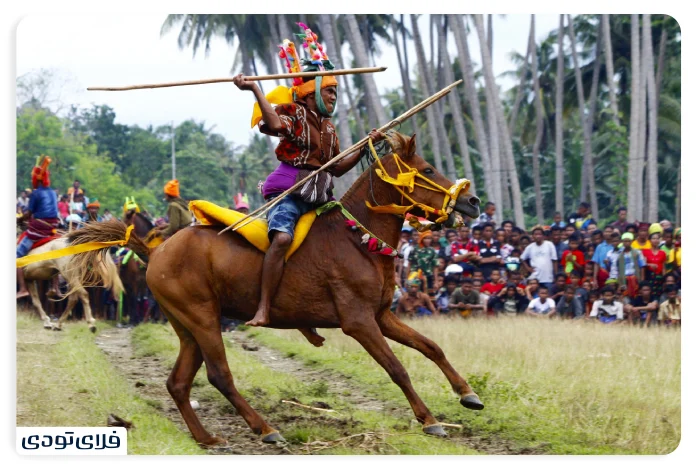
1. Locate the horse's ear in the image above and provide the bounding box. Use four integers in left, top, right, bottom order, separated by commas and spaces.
406, 134, 417, 158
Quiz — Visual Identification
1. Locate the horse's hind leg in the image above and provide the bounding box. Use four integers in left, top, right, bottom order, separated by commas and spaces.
166, 301, 283, 443
377, 311, 483, 410
27, 282, 52, 329
164, 312, 225, 447
54, 293, 79, 331
78, 288, 97, 333
340, 310, 446, 436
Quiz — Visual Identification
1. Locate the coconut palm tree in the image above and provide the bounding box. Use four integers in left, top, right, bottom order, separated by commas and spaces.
555, 14, 565, 216
530, 15, 544, 223
410, 14, 444, 173
627, 14, 642, 220
601, 15, 621, 127
643, 14, 659, 221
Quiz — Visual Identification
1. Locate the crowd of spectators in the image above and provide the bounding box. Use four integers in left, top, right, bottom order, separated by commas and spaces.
393, 202, 681, 327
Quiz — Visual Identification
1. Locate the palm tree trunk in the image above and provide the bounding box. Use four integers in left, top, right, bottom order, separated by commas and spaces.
474, 14, 518, 226
627, 14, 642, 221
567, 14, 599, 218
410, 14, 444, 173
319, 15, 356, 193
438, 15, 476, 191
432, 14, 457, 179
530, 15, 544, 223
588, 20, 603, 126
508, 17, 533, 132
643, 14, 659, 221
449, 14, 492, 200
656, 16, 668, 94
636, 15, 647, 220
391, 16, 419, 140
487, 14, 493, 60
555, 14, 565, 216
676, 158, 681, 226
345, 14, 387, 129
330, 15, 368, 138
601, 15, 621, 127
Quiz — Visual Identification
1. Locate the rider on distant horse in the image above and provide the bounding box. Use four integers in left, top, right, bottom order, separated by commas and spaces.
86, 199, 103, 222
233, 22, 385, 327
156, 179, 193, 238
16, 156, 60, 299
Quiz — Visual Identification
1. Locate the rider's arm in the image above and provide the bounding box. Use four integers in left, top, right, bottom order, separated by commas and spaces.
232, 74, 283, 133
330, 129, 385, 177
160, 205, 180, 237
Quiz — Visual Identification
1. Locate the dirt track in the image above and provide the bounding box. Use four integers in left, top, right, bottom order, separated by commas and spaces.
95, 327, 526, 455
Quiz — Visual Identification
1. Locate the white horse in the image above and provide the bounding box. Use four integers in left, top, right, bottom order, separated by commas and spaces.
20, 237, 124, 332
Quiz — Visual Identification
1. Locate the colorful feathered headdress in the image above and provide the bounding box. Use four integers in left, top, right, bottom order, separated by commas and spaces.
31, 155, 52, 189
251, 22, 339, 127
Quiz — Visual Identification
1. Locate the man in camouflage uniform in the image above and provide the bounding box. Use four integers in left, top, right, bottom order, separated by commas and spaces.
407, 232, 440, 294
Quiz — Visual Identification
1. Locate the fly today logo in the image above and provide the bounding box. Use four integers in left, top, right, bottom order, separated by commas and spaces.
17, 427, 127, 455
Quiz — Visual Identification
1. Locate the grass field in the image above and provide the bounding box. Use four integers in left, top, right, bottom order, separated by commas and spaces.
251, 316, 681, 454
16, 310, 680, 455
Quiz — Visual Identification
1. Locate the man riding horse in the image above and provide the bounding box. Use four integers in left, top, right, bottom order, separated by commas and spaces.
17, 156, 60, 299
233, 22, 385, 327
156, 179, 193, 239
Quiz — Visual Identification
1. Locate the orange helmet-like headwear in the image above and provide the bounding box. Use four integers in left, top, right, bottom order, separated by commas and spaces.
31, 155, 52, 189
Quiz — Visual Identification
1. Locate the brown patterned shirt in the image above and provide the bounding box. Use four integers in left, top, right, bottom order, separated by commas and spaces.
259, 100, 340, 170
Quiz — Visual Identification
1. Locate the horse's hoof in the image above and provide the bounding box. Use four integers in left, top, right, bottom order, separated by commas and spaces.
199, 436, 227, 448
423, 424, 448, 437
89, 325, 97, 333
460, 394, 484, 411
52, 327, 63, 332
261, 431, 286, 444
43, 323, 52, 330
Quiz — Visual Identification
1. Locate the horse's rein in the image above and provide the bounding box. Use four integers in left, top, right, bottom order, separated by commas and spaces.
364, 138, 470, 232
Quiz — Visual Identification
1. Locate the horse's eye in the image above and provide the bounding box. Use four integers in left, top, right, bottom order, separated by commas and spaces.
423, 168, 434, 175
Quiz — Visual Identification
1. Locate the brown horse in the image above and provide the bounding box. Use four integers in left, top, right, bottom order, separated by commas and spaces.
67, 133, 483, 446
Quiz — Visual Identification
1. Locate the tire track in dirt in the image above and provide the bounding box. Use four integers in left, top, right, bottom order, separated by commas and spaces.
96, 326, 527, 455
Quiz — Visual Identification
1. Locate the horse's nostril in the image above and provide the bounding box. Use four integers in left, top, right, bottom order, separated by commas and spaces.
469, 196, 481, 206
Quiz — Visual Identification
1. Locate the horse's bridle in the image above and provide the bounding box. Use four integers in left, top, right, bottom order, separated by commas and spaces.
364, 138, 470, 232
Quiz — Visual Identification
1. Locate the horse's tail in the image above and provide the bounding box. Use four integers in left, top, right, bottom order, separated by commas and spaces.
66, 219, 150, 293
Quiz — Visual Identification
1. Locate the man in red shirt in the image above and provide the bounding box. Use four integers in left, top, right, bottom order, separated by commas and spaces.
561, 234, 586, 278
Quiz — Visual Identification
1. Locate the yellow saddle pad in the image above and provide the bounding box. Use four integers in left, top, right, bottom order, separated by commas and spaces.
189, 200, 317, 261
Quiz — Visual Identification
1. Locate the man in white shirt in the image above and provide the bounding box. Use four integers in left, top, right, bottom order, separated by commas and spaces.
521, 226, 558, 289
525, 285, 556, 318
589, 286, 624, 324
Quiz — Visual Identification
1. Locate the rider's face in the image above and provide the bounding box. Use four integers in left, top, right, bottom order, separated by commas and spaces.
320, 86, 337, 113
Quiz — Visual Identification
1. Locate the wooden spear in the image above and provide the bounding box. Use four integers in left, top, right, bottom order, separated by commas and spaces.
87, 67, 387, 91
218, 80, 463, 235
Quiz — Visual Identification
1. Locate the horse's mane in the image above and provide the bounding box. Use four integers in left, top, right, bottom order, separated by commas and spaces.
340, 131, 410, 203
135, 212, 154, 230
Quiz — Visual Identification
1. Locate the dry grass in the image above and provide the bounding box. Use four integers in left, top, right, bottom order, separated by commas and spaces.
254, 317, 680, 454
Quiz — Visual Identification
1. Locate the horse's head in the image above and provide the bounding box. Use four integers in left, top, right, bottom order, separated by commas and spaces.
371, 133, 480, 228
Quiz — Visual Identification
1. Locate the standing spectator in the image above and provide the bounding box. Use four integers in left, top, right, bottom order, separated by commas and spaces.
606, 232, 645, 298
631, 223, 652, 250
102, 209, 114, 222
397, 227, 415, 284
17, 189, 31, 212
508, 227, 523, 250
430, 231, 442, 256
57, 194, 70, 221
458, 224, 471, 243
561, 234, 586, 277
556, 285, 583, 319
450, 278, 484, 318
585, 261, 608, 289
659, 219, 673, 231
67, 179, 83, 197
564, 224, 578, 241
70, 191, 87, 220
660, 228, 676, 274
568, 202, 596, 230
658, 285, 681, 327
550, 226, 569, 273
521, 226, 558, 289
407, 232, 440, 293
501, 220, 514, 237
549, 273, 568, 303
625, 282, 658, 326
477, 223, 504, 281
592, 226, 616, 288
642, 231, 667, 298
609, 207, 630, 233
473, 201, 496, 228
551, 211, 567, 229
525, 285, 556, 318
589, 286, 624, 323
590, 229, 604, 249
519, 235, 532, 254
438, 229, 458, 263
466, 225, 483, 250
496, 228, 514, 261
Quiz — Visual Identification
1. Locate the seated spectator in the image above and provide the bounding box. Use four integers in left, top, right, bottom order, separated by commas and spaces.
658, 285, 681, 327
496, 284, 527, 316
549, 273, 568, 303
585, 261, 609, 289
524, 278, 540, 301
450, 278, 484, 318
589, 286, 624, 323
481, 270, 506, 315
472, 269, 484, 284
434, 276, 459, 315
525, 285, 556, 318
569, 271, 589, 314
556, 285, 583, 319
625, 281, 658, 326
471, 278, 487, 316
586, 289, 600, 316
57, 194, 70, 221
659, 274, 681, 304
396, 278, 438, 317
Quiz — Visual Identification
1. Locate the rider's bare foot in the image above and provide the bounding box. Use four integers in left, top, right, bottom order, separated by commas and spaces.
245, 310, 269, 327
16, 290, 30, 300
299, 328, 325, 347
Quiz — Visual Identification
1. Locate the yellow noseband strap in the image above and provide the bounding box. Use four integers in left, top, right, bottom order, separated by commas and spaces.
364, 138, 470, 232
